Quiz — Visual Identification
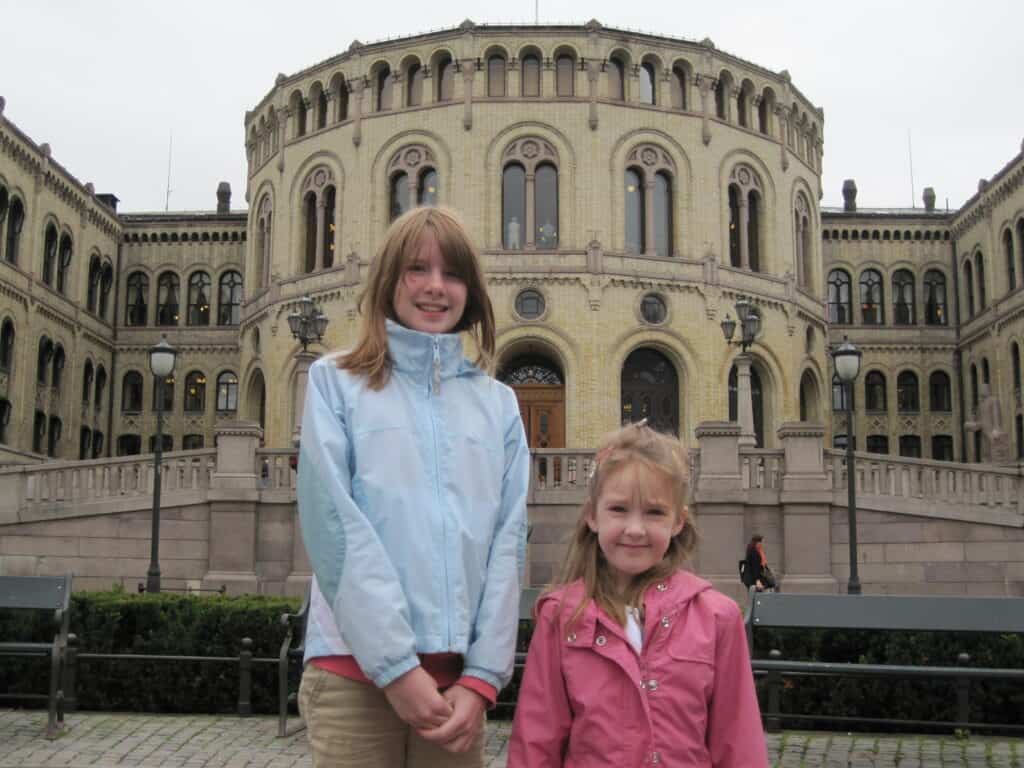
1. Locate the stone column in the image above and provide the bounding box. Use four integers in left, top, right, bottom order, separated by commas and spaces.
698, 76, 711, 145
291, 351, 318, 448
587, 61, 600, 130
738, 196, 750, 270
351, 79, 364, 147
204, 420, 262, 594
735, 353, 757, 447
507, 59, 520, 97
777, 423, 837, 593
692, 422, 746, 599
314, 198, 326, 270
643, 179, 656, 257
525, 172, 536, 249
462, 61, 475, 130
775, 107, 789, 172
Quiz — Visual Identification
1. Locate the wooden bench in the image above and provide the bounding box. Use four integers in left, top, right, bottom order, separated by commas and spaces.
0, 573, 73, 738
744, 588, 1024, 732
277, 585, 542, 737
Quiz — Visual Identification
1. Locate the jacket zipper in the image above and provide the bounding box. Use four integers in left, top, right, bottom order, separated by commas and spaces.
429, 337, 451, 646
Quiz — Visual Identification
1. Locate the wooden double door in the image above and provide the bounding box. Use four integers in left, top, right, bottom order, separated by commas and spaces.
512, 384, 565, 449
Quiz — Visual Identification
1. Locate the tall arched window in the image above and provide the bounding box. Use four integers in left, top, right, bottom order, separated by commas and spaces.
122, 371, 143, 412
33, 411, 46, 453
389, 145, 440, 220
125, 272, 148, 326
522, 54, 541, 97
897, 371, 919, 412
652, 171, 672, 258
860, 269, 884, 324
970, 364, 979, 412
0, 320, 14, 373
639, 62, 656, 105
216, 372, 239, 412
964, 260, 975, 318
555, 54, 574, 97
0, 188, 7, 254
1018, 220, 1024, 288
153, 373, 174, 412
184, 371, 206, 413
79, 427, 93, 459
57, 234, 72, 294
4, 198, 24, 264
714, 78, 726, 119
300, 166, 337, 272
36, 337, 53, 386
501, 138, 559, 250
390, 172, 409, 221
334, 79, 349, 122
51, 345, 65, 392
923, 270, 947, 325
87, 256, 101, 312
893, 269, 916, 325
625, 168, 644, 254
82, 360, 94, 405
0, 399, 11, 445
156, 272, 179, 326
292, 91, 307, 137
607, 56, 625, 101
47, 416, 62, 458
98, 263, 113, 320
832, 374, 850, 412
1005, 229, 1017, 292
975, 251, 986, 309
255, 194, 272, 290
728, 364, 765, 447
375, 65, 393, 111
218, 271, 243, 326
42, 224, 58, 286
865, 370, 887, 412
737, 81, 754, 128
727, 164, 764, 271
406, 62, 424, 107
794, 194, 812, 289
621, 348, 679, 435
435, 54, 454, 102
487, 54, 506, 97
95, 365, 106, 412
418, 169, 439, 207
187, 271, 211, 326
1011, 342, 1021, 401
670, 66, 687, 110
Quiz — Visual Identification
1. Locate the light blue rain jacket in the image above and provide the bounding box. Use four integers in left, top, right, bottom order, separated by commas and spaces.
298, 319, 530, 692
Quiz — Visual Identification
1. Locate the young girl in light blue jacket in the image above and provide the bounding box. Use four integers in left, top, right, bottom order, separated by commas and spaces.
296, 206, 530, 768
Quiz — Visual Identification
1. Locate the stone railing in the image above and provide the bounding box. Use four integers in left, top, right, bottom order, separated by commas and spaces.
256, 449, 298, 500
739, 448, 784, 491
824, 449, 1024, 524
529, 449, 595, 504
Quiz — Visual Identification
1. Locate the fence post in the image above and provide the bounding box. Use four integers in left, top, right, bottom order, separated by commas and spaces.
956, 652, 971, 732
238, 637, 253, 717
63, 633, 78, 713
766, 649, 782, 733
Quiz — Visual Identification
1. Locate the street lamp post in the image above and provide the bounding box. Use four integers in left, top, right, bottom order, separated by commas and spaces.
287, 295, 329, 352
146, 336, 177, 594
832, 335, 863, 595
721, 297, 762, 446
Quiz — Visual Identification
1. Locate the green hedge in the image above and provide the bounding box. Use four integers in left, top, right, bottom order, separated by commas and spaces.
0, 588, 300, 714
751, 627, 1024, 731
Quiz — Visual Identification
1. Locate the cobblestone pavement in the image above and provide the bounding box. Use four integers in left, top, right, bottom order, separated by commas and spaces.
1, 710, 1022, 767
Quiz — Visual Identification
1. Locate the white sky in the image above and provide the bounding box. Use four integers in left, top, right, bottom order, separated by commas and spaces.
2, 0, 1021, 214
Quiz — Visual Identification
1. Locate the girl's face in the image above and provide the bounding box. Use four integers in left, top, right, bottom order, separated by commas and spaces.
586, 460, 685, 592
392, 232, 468, 334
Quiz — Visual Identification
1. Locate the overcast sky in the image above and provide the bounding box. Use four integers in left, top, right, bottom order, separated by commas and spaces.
2, 0, 1021, 214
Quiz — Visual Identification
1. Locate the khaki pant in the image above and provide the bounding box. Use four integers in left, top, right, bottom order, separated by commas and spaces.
298, 663, 485, 768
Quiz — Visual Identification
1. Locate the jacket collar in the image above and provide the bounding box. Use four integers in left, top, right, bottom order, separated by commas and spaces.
385, 318, 475, 380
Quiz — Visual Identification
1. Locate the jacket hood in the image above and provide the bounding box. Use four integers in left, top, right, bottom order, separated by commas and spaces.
384, 318, 479, 380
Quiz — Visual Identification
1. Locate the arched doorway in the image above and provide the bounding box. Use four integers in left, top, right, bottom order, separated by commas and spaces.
621, 348, 679, 435
799, 370, 820, 422
246, 369, 267, 431
499, 354, 565, 449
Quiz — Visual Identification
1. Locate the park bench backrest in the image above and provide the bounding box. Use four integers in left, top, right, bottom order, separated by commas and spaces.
0, 574, 71, 613
747, 591, 1024, 635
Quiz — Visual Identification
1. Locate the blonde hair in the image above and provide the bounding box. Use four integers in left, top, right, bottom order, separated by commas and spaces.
553, 421, 697, 627
337, 206, 496, 389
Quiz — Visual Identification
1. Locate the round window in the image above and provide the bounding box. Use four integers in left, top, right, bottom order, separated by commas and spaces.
640, 293, 667, 325
515, 289, 545, 320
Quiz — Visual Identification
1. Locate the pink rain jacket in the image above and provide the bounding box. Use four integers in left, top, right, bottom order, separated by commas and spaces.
508, 570, 768, 767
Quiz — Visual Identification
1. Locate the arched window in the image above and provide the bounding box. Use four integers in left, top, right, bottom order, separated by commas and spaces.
897, 371, 919, 412
714, 78, 726, 119
300, 166, 337, 272
418, 169, 439, 208
255, 194, 272, 290
1011, 342, 1021, 400
51, 345, 65, 392
334, 79, 348, 122
0, 320, 14, 373
375, 65, 393, 111
57, 234, 72, 294
487, 54, 506, 97
728, 364, 765, 447
216, 372, 239, 412
148, 434, 173, 453
964, 260, 975, 318
652, 171, 672, 258
899, 435, 922, 458
87, 256, 101, 312
975, 251, 986, 309
187, 271, 211, 326
99, 263, 113, 320
1005, 229, 1017, 292
218, 271, 243, 326
156, 272, 179, 325
0, 188, 7, 251
435, 54, 454, 102
122, 372, 143, 412
639, 62, 656, 105
727, 165, 763, 271
522, 54, 541, 97
970, 364, 979, 411
4, 198, 24, 264
893, 269, 915, 325
625, 168, 644, 254
866, 435, 889, 455
827, 270, 851, 324
794, 194, 812, 289
621, 348, 679, 435
865, 370, 887, 411
42, 224, 58, 286
79, 427, 92, 460
923, 270, 947, 325
315, 86, 327, 130
116, 434, 141, 456
125, 272, 148, 326
152, 373, 174, 412
82, 360, 94, 404
932, 435, 954, 461
406, 62, 424, 107
182, 434, 205, 451
982, 357, 990, 386
1017, 415, 1024, 461
0, 399, 11, 445
799, 370, 820, 421
670, 66, 687, 110
390, 172, 409, 221
94, 365, 106, 411
737, 81, 754, 128
556, 54, 574, 97
388, 145, 439, 221
501, 138, 559, 250
184, 371, 206, 412
860, 269, 884, 324
1018, 220, 1024, 288
607, 56, 625, 101
33, 411, 46, 453
36, 337, 53, 386
47, 416, 62, 458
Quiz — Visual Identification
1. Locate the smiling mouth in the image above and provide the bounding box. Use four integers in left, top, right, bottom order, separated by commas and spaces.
416, 303, 448, 313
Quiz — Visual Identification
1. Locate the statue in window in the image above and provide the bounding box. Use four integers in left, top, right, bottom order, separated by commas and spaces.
507, 216, 521, 250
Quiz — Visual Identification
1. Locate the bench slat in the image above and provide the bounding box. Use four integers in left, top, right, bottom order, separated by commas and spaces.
0, 575, 69, 611
751, 593, 1024, 633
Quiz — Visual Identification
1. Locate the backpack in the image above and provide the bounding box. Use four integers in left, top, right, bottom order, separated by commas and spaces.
738, 559, 755, 587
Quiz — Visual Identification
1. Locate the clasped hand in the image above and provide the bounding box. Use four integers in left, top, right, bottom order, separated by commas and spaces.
383, 666, 486, 753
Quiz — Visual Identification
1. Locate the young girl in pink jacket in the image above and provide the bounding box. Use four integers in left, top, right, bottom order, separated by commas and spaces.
508, 422, 768, 768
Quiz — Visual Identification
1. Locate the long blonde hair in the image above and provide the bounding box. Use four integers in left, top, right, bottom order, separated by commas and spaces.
554, 421, 697, 627
337, 206, 495, 389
